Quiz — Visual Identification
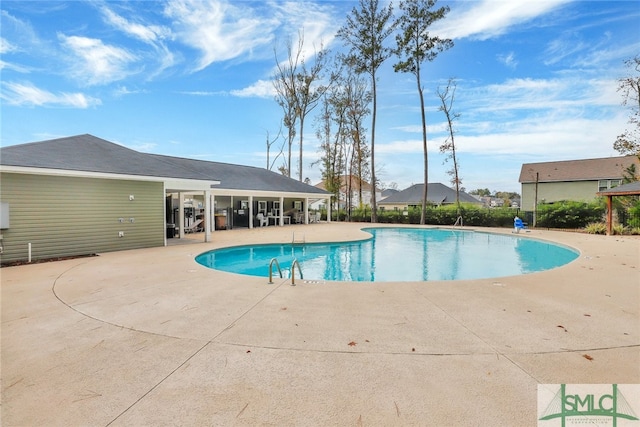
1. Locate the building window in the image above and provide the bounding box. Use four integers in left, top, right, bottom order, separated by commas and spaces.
258, 200, 267, 215
599, 179, 623, 191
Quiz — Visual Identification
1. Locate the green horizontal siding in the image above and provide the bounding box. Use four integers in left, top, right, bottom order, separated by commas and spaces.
521, 181, 598, 210
0, 172, 165, 264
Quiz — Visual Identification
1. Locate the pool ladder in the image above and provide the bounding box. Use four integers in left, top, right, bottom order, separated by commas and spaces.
292, 232, 305, 245
290, 259, 303, 285
268, 258, 282, 284
268, 257, 303, 285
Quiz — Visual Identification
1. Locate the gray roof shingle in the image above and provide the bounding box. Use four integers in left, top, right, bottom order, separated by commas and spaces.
0, 134, 328, 195
379, 183, 480, 205
519, 156, 639, 183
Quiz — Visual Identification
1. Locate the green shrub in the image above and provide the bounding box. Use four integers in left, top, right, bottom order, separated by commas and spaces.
584, 222, 607, 234
627, 202, 640, 228
536, 201, 604, 229
375, 205, 523, 227
378, 210, 405, 224
612, 224, 627, 235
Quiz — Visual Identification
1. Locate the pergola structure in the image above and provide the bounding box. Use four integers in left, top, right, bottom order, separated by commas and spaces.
597, 181, 640, 235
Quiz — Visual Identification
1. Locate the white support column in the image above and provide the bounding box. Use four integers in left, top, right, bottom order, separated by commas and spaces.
163, 185, 168, 246
204, 190, 212, 242
279, 196, 284, 226
326, 196, 331, 222
178, 193, 185, 239
248, 195, 254, 229
304, 197, 309, 224
210, 194, 216, 231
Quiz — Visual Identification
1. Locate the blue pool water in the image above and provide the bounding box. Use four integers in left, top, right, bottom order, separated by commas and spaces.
195, 227, 579, 282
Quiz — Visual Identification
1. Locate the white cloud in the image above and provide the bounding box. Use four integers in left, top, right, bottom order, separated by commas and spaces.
99, 5, 176, 78
0, 37, 17, 54
543, 33, 588, 66
0, 60, 32, 73
271, 1, 339, 58
379, 73, 624, 162
452, 116, 624, 158
380, 110, 625, 161
433, 0, 571, 40
497, 51, 518, 69
0, 11, 50, 73
391, 123, 450, 134
0, 10, 41, 49
377, 139, 424, 154
460, 76, 619, 116
113, 85, 146, 98
163, 0, 337, 73
58, 34, 138, 85
127, 141, 158, 152
100, 6, 170, 44
230, 79, 275, 98
1, 81, 101, 108
177, 90, 227, 96
164, 0, 278, 71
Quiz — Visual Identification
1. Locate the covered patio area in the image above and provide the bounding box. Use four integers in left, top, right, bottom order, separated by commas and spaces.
597, 180, 640, 235
165, 189, 331, 243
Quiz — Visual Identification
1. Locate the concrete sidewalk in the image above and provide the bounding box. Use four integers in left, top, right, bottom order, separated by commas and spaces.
2, 223, 639, 426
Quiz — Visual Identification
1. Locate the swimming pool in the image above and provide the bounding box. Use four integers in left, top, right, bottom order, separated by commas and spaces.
195, 227, 579, 281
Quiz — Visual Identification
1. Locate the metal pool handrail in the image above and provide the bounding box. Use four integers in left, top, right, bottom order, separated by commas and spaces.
290, 258, 303, 286
268, 258, 282, 284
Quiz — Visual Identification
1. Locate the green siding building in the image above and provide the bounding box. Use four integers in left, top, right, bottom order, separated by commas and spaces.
0, 134, 330, 264
519, 156, 639, 211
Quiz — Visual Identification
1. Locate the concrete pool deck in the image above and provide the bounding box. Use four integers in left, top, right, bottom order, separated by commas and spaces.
1, 223, 638, 426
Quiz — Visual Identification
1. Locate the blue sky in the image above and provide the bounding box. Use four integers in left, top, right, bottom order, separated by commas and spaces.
1, 0, 639, 193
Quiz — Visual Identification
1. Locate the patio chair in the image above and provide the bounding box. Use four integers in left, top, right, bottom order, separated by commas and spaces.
513, 217, 527, 233
256, 213, 268, 227
184, 219, 203, 233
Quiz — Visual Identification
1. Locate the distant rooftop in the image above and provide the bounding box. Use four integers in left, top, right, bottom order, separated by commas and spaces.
379, 183, 480, 205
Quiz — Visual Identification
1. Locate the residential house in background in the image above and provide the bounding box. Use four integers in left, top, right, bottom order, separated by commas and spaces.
518, 156, 639, 210
380, 188, 399, 201
313, 175, 381, 210
378, 183, 482, 211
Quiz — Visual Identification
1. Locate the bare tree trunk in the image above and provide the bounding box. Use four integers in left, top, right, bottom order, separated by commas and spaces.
417, 75, 428, 225
298, 114, 304, 181
370, 73, 378, 223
